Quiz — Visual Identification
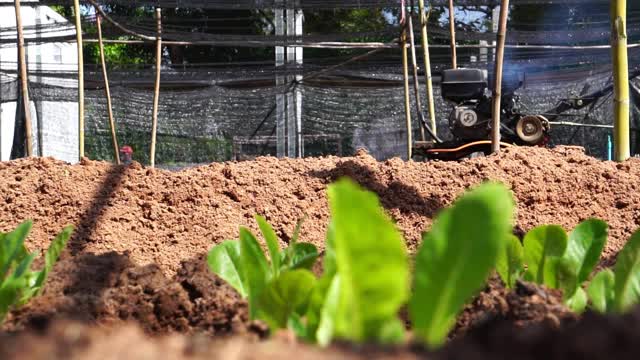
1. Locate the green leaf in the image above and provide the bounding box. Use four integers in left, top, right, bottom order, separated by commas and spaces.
291, 216, 306, 246
523, 225, 568, 286
0, 221, 32, 279
565, 287, 588, 314
0, 222, 72, 323
587, 269, 615, 313
565, 219, 608, 283
283, 243, 319, 271
555, 257, 580, 299
207, 240, 248, 298
496, 235, 524, 289
374, 318, 406, 345
33, 225, 73, 293
0, 252, 36, 318
322, 221, 337, 277
316, 274, 341, 347
410, 182, 514, 349
613, 230, 640, 313
239, 227, 271, 319
288, 313, 308, 339
0, 277, 28, 322
327, 179, 409, 344
255, 215, 281, 276
256, 269, 317, 330
305, 222, 337, 343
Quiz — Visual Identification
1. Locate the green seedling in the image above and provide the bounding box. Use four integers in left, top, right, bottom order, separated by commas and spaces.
496, 235, 524, 289
501, 219, 608, 313
208, 215, 319, 329
313, 178, 409, 346
558, 219, 608, 312
410, 182, 515, 348
523, 225, 568, 288
0, 220, 73, 323
587, 230, 640, 314
586, 269, 615, 313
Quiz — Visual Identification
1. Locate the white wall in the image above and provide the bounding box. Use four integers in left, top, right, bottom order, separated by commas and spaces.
0, 0, 79, 163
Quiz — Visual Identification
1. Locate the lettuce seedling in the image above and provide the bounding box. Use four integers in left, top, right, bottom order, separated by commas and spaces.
315, 178, 410, 345
586, 229, 640, 314
612, 229, 640, 313
586, 269, 615, 313
207, 215, 319, 329
0, 220, 73, 323
557, 219, 608, 312
523, 225, 568, 288
410, 182, 515, 348
565, 219, 608, 284
496, 235, 524, 289
516, 220, 607, 313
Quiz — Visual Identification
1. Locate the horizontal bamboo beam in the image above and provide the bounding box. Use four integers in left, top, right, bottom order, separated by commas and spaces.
24, 38, 640, 50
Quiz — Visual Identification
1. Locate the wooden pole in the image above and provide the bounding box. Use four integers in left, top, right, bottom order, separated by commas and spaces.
611, 0, 630, 162
97, 15, 121, 165
491, 0, 509, 154
418, 0, 437, 140
13, 0, 33, 157
408, 10, 426, 141
72, 0, 84, 160
150, 8, 162, 168
401, 22, 412, 160
448, 0, 457, 69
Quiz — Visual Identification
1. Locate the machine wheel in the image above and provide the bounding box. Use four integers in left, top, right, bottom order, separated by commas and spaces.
516, 115, 546, 145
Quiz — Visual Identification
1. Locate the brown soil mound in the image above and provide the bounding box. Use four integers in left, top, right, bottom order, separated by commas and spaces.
452, 277, 577, 338
0, 320, 410, 360
2, 254, 253, 337
3, 306, 640, 360
439, 305, 640, 360
1, 146, 638, 277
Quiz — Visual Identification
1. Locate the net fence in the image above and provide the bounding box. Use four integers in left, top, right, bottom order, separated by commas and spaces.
1, 0, 639, 166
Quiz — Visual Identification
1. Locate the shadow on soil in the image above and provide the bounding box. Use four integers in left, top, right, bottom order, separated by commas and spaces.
69, 164, 128, 255
4, 252, 251, 338
307, 158, 444, 219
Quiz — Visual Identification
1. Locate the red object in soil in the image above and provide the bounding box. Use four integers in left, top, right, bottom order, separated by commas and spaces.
120, 146, 134, 164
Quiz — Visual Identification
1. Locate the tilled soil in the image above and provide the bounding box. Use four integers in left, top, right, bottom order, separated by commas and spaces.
2, 146, 640, 358
2, 300, 640, 360
2, 146, 640, 278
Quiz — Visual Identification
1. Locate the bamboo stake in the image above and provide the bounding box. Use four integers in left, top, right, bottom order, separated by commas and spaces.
611, 0, 630, 162
418, 0, 437, 140
150, 8, 162, 168
448, 0, 457, 69
407, 10, 426, 141
491, 0, 509, 154
72, 0, 84, 159
97, 15, 120, 165
13, 0, 32, 157
401, 23, 412, 160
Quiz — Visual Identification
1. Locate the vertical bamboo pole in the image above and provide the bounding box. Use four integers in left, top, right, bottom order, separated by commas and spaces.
491, 0, 509, 154
448, 0, 457, 69
611, 0, 630, 162
408, 10, 426, 141
72, 0, 84, 159
401, 23, 412, 160
150, 8, 162, 168
97, 15, 120, 165
13, 0, 32, 157
418, 0, 437, 140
